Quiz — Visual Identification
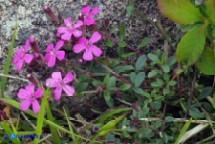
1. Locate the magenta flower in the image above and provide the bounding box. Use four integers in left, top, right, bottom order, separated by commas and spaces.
18, 84, 43, 114
57, 17, 83, 41
81, 6, 100, 26
73, 32, 102, 61
46, 72, 75, 100
13, 39, 34, 71
45, 40, 65, 67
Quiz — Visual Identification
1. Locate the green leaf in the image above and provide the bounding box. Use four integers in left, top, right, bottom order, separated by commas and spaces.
134, 72, 145, 87
157, 0, 202, 24
1, 121, 21, 144
174, 118, 192, 144
147, 53, 159, 63
104, 39, 113, 48
148, 70, 159, 78
103, 74, 110, 86
129, 72, 136, 84
205, 0, 215, 24
135, 55, 146, 70
108, 76, 116, 88
119, 84, 131, 91
150, 101, 162, 110
118, 40, 127, 48
161, 64, 170, 73
188, 107, 204, 119
134, 87, 145, 95
114, 65, 134, 73
138, 37, 150, 48
121, 52, 135, 58
126, 4, 134, 17
196, 48, 215, 75
1, 19, 18, 97
46, 102, 61, 144
176, 25, 206, 65
96, 107, 131, 123
198, 87, 213, 99
104, 91, 114, 108
34, 88, 50, 144
168, 80, 177, 86
119, 23, 126, 40
98, 114, 126, 136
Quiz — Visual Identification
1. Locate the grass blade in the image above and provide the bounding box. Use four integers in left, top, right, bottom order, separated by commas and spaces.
0, 19, 18, 97
174, 118, 192, 144
33, 88, 50, 144
1, 121, 20, 144
46, 101, 61, 144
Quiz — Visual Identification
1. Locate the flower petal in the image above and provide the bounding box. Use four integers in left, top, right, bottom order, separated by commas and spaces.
24, 39, 30, 50
74, 20, 83, 28
73, 44, 85, 53
63, 72, 74, 83
72, 30, 82, 37
25, 84, 35, 94
64, 17, 72, 27
55, 40, 64, 50
83, 49, 93, 61
20, 99, 31, 111
90, 7, 100, 15
34, 88, 43, 98
90, 45, 102, 57
47, 55, 56, 67
32, 100, 40, 114
53, 88, 62, 101
46, 44, 54, 52
24, 54, 33, 64
16, 60, 24, 71
52, 72, 62, 81
18, 89, 29, 99
89, 32, 102, 44
57, 26, 67, 34
85, 16, 95, 26
61, 33, 72, 41
63, 85, 75, 96
55, 51, 65, 61
81, 6, 90, 15
46, 78, 58, 88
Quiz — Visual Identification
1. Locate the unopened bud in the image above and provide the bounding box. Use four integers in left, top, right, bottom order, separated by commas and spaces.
27, 74, 39, 86
29, 36, 40, 53
43, 5, 59, 22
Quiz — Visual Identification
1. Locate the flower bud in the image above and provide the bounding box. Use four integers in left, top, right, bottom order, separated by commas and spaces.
43, 5, 59, 22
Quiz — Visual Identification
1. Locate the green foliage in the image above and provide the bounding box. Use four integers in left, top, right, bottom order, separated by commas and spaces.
176, 25, 206, 65
158, 0, 215, 75
157, 0, 202, 24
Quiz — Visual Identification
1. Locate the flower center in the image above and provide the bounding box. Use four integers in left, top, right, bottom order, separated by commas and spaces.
50, 50, 55, 55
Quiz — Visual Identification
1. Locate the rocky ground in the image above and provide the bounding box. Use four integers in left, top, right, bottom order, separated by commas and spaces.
0, 0, 180, 119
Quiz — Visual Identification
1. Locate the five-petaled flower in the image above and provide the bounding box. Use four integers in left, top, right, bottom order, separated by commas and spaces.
45, 40, 65, 67
13, 39, 34, 71
18, 84, 43, 114
81, 6, 100, 26
46, 72, 75, 100
57, 17, 83, 41
73, 32, 102, 61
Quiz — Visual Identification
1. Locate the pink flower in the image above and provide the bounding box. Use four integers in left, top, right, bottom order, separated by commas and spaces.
18, 84, 43, 114
46, 72, 75, 100
73, 32, 102, 61
57, 17, 83, 41
81, 6, 100, 26
13, 39, 34, 71
45, 40, 65, 67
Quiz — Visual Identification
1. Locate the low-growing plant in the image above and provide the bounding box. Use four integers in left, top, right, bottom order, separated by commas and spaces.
157, 0, 215, 75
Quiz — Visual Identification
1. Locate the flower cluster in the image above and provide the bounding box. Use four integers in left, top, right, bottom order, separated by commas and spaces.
13, 6, 101, 113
